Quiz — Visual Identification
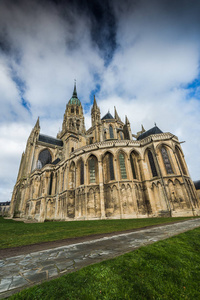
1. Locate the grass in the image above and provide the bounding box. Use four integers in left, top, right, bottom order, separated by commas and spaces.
9, 226, 200, 300
0, 216, 196, 249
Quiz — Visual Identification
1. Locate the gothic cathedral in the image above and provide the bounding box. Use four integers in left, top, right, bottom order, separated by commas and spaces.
9, 84, 200, 222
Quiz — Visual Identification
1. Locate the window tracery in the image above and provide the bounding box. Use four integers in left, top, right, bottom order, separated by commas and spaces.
89, 156, 96, 183
161, 147, 173, 174
119, 153, 127, 179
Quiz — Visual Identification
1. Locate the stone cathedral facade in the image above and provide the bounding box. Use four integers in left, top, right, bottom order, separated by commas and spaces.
10, 84, 200, 222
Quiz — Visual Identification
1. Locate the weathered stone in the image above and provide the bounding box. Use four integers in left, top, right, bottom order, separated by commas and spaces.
8, 85, 200, 223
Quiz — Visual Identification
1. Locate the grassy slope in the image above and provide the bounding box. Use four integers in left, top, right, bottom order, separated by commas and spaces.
9, 227, 200, 300
0, 216, 196, 249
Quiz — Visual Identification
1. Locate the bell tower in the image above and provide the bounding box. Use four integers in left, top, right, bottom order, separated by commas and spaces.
58, 81, 86, 139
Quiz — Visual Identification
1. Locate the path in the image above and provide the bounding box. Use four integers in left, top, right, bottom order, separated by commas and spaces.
1, 218, 200, 299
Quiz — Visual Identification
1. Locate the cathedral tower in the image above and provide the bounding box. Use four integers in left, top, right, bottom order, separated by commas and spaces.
59, 82, 86, 139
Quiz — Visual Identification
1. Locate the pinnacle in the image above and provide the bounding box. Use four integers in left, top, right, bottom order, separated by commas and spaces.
114, 106, 121, 121
93, 95, 97, 108
35, 117, 40, 129
125, 115, 130, 125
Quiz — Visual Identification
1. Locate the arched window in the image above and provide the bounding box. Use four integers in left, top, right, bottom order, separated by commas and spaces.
175, 147, 187, 175
148, 150, 158, 177
109, 125, 114, 139
130, 153, 137, 179
119, 153, 127, 179
89, 156, 96, 183
37, 149, 52, 169
71, 107, 74, 114
76, 107, 79, 114
161, 147, 173, 174
120, 132, 123, 140
80, 160, 84, 185
103, 152, 115, 182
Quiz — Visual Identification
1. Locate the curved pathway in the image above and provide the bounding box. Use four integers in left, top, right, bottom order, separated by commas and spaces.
0, 218, 200, 299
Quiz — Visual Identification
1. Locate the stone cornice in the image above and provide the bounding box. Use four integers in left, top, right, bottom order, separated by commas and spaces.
70, 133, 177, 157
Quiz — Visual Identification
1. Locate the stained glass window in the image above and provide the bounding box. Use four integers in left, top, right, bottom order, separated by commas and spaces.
119, 153, 127, 179
161, 147, 173, 174
148, 151, 158, 177
109, 153, 115, 180
89, 156, 96, 183
120, 131, 123, 140
109, 125, 114, 139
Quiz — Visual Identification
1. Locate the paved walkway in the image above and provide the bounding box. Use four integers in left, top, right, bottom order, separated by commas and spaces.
1, 218, 200, 299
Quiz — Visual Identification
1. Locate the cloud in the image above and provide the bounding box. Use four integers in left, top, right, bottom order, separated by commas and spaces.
0, 0, 200, 202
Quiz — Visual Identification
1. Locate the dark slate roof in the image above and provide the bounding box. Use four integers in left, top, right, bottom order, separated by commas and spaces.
52, 158, 61, 165
38, 134, 63, 147
0, 201, 10, 206
194, 180, 200, 190
101, 112, 114, 120
137, 126, 163, 140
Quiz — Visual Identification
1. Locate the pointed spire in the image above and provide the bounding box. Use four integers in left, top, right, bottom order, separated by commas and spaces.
72, 79, 77, 98
114, 106, 121, 121
125, 115, 130, 125
35, 117, 40, 129
93, 95, 97, 109
141, 124, 145, 132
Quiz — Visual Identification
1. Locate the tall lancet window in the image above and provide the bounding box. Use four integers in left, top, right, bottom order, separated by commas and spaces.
161, 147, 173, 174
119, 153, 127, 179
109, 125, 114, 139
148, 150, 158, 177
80, 159, 84, 185
109, 153, 115, 180
89, 156, 96, 183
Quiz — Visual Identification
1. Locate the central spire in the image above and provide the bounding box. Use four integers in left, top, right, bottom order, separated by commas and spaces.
68, 80, 81, 106
72, 79, 77, 98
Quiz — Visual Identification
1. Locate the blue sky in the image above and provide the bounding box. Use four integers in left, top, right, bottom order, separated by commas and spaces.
0, 0, 200, 202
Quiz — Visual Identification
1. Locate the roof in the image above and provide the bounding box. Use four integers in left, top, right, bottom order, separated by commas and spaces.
38, 134, 63, 147
194, 180, 200, 190
68, 97, 81, 106
137, 126, 163, 140
0, 201, 10, 206
101, 112, 114, 120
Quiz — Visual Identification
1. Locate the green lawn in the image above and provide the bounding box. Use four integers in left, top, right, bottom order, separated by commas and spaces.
0, 216, 197, 249
9, 227, 200, 300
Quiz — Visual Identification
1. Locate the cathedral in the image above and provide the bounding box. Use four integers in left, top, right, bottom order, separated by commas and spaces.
9, 84, 200, 222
